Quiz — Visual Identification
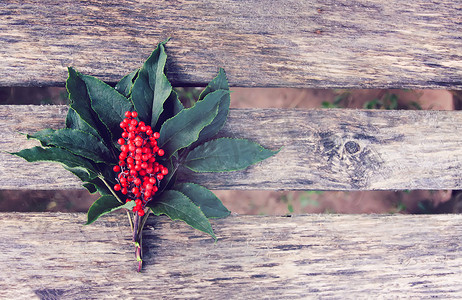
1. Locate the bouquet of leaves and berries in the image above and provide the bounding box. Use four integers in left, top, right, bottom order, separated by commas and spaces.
12, 40, 278, 271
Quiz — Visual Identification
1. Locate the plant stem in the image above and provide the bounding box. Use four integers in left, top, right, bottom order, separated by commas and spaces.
132, 213, 143, 272
126, 210, 134, 232
98, 175, 124, 204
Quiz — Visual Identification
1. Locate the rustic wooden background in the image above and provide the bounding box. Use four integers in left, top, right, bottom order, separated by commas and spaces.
1, 0, 461, 88
2, 105, 462, 190
1, 0, 462, 298
1, 213, 462, 299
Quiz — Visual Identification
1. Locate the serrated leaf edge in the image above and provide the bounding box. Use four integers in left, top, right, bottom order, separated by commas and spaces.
184, 137, 280, 173
149, 190, 216, 240
172, 182, 231, 219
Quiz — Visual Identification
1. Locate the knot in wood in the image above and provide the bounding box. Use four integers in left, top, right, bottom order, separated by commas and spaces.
345, 141, 360, 154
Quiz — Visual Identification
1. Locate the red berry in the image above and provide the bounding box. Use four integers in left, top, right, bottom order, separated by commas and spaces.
125, 111, 132, 118
118, 138, 125, 145
153, 132, 160, 139
132, 187, 139, 194
134, 178, 141, 185
131, 111, 138, 118
157, 174, 164, 180
161, 168, 168, 175
122, 132, 128, 138
130, 119, 138, 126
113, 165, 121, 172
138, 210, 145, 217
121, 187, 128, 195
114, 184, 121, 191
146, 129, 153, 136
157, 149, 165, 156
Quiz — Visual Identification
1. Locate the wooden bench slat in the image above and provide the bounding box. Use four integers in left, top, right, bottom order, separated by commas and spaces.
1, 212, 461, 298
1, 0, 461, 88
2, 105, 462, 190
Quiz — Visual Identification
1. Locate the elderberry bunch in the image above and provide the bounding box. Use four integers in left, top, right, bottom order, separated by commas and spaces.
113, 111, 168, 217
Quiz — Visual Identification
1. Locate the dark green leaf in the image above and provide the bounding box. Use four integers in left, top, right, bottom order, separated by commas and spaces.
173, 183, 230, 218
184, 138, 279, 172
148, 190, 216, 240
66, 67, 109, 142
158, 90, 229, 157
64, 166, 96, 182
86, 195, 134, 225
158, 158, 177, 192
83, 182, 98, 194
155, 90, 184, 132
199, 68, 230, 101
81, 74, 134, 142
35, 128, 113, 164
194, 69, 230, 146
130, 40, 172, 128
84, 177, 113, 195
65, 107, 100, 138
27, 128, 55, 146
12, 146, 99, 180
115, 69, 139, 98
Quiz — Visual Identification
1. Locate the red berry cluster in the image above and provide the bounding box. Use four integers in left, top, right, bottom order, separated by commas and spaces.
113, 111, 168, 216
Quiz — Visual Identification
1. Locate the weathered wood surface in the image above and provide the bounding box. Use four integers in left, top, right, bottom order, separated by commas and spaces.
1, 213, 462, 298
1, 0, 461, 88
2, 105, 462, 190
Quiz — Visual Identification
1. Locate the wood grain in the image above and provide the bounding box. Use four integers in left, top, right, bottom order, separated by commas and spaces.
2, 105, 462, 190
1, 212, 461, 298
1, 0, 461, 88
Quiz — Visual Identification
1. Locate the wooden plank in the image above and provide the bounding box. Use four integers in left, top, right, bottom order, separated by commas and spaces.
2, 105, 462, 190
1, 213, 461, 298
1, 0, 461, 89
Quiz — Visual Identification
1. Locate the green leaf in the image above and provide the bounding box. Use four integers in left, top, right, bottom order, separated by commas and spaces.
86, 195, 134, 225
115, 69, 139, 98
155, 90, 184, 132
158, 90, 229, 157
199, 68, 230, 101
27, 128, 55, 146
173, 183, 230, 218
81, 74, 134, 142
12, 146, 99, 180
83, 182, 98, 194
184, 138, 279, 172
83, 177, 113, 195
148, 190, 216, 240
64, 166, 96, 182
66, 67, 109, 143
158, 158, 177, 192
194, 69, 230, 146
35, 128, 113, 164
65, 107, 100, 138
130, 40, 172, 129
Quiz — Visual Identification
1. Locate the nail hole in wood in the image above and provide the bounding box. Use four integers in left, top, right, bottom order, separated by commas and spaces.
345, 141, 360, 154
